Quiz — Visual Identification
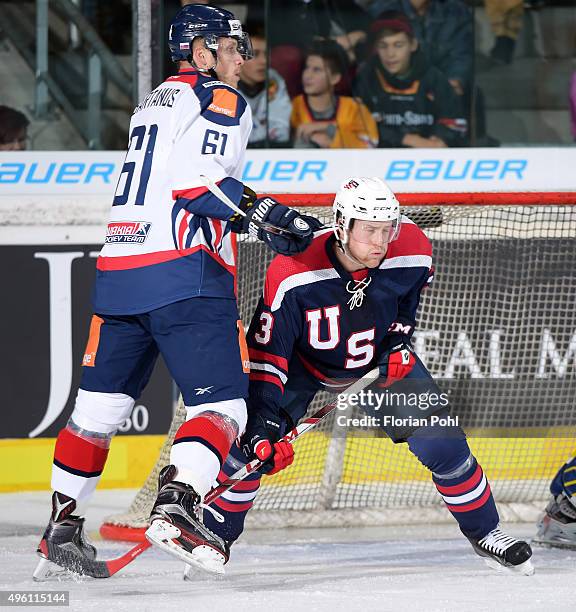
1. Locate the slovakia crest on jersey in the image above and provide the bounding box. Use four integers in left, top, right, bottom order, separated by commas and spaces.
105, 221, 152, 244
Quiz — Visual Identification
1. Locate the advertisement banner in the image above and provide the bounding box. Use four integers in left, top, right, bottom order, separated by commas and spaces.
0, 245, 173, 440
1, 147, 575, 197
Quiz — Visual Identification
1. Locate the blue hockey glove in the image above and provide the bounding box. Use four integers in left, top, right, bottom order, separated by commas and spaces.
242, 197, 320, 256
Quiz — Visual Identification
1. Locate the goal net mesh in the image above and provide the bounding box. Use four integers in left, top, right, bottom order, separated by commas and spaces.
104, 194, 576, 530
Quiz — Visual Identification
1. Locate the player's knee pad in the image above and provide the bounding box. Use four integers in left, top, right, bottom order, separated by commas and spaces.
407, 420, 471, 476
185, 398, 247, 436
70, 389, 135, 435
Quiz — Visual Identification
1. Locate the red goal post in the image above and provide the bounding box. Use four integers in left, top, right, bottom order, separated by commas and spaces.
265, 191, 576, 207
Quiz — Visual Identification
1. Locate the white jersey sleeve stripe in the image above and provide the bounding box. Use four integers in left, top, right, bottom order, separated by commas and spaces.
270, 269, 341, 312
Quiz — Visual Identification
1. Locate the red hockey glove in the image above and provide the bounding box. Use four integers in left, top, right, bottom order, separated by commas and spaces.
253, 439, 294, 475
378, 341, 417, 387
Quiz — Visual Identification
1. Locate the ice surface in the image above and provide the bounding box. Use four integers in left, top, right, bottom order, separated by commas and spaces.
2, 490, 575, 612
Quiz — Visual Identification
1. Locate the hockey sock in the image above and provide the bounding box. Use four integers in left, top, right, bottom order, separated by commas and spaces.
407, 424, 499, 540
203, 444, 261, 542
52, 425, 111, 502
433, 456, 499, 540
170, 410, 239, 498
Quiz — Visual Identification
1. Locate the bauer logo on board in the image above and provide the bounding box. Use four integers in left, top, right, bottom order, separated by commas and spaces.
105, 222, 152, 244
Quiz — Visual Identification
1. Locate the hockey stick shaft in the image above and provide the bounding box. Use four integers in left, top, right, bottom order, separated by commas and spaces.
199, 174, 296, 237
206, 366, 379, 503
98, 366, 379, 577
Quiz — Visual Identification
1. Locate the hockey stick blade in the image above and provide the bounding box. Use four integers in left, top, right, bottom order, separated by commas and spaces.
34, 539, 151, 580
84, 366, 379, 578
199, 174, 298, 237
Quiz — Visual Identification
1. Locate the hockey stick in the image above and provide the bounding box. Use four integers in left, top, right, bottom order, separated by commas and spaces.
205, 366, 379, 503
69, 367, 379, 578
199, 174, 297, 236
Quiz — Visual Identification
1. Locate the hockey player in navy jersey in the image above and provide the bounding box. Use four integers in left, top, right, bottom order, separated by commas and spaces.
34, 4, 317, 579
534, 455, 576, 549
200, 176, 535, 576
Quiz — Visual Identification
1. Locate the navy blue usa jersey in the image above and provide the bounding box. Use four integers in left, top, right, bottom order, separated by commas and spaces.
246, 218, 433, 417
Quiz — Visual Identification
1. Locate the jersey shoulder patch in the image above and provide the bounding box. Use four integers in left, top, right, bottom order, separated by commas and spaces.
195, 78, 248, 127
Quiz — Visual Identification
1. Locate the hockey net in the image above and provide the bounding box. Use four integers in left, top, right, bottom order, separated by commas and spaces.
101, 192, 576, 538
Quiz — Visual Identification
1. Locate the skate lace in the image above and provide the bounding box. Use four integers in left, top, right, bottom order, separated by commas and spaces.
346, 277, 372, 310
478, 527, 518, 555
198, 502, 225, 524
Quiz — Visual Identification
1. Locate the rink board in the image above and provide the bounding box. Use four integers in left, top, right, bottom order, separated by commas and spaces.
2, 430, 574, 493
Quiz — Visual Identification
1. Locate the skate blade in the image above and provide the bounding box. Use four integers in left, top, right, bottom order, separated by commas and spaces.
183, 563, 226, 581
33, 557, 77, 582
532, 536, 576, 551
483, 557, 535, 576
145, 520, 225, 575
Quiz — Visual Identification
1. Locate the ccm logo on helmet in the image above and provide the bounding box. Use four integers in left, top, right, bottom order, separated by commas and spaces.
343, 179, 360, 190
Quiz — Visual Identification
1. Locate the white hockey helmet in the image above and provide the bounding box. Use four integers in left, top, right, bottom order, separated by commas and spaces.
333, 177, 401, 245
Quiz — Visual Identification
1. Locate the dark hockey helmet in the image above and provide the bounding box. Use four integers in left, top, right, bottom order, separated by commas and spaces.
168, 4, 253, 63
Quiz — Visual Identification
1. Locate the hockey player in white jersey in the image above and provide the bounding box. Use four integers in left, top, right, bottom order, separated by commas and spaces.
34, 4, 318, 579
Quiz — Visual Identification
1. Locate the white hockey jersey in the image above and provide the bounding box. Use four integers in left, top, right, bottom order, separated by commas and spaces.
93, 68, 252, 314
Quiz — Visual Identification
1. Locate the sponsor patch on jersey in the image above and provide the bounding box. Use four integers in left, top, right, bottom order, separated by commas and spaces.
208, 88, 238, 118
179, 42, 190, 50
105, 221, 152, 244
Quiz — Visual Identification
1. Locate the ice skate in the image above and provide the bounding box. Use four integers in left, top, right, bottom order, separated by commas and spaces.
533, 495, 576, 550
145, 465, 229, 575
34, 492, 98, 580
469, 526, 534, 575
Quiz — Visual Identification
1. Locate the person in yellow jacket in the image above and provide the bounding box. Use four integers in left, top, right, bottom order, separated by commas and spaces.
291, 41, 378, 149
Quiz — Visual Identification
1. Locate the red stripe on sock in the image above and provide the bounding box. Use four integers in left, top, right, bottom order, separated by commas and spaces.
229, 479, 260, 492
435, 465, 482, 495
53, 428, 109, 473
217, 472, 260, 492
212, 498, 254, 513
445, 484, 492, 513
175, 416, 233, 465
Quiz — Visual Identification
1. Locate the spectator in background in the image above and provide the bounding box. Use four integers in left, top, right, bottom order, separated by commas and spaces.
570, 72, 576, 142
484, 0, 524, 65
267, 0, 371, 98
354, 13, 467, 148
0, 106, 29, 151
291, 41, 378, 149
239, 23, 291, 148
363, 0, 496, 146
364, 0, 473, 96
